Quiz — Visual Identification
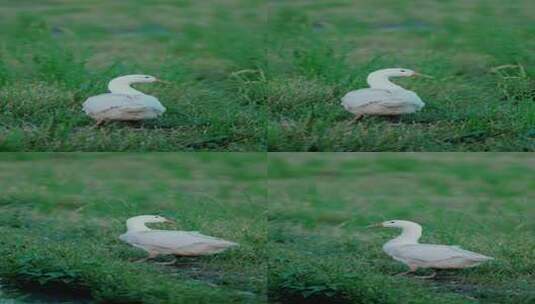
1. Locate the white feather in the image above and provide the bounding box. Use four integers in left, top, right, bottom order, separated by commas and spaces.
120, 230, 237, 256
341, 68, 426, 117
82, 75, 166, 122
342, 89, 424, 116
119, 215, 238, 257
380, 220, 493, 270
83, 94, 165, 121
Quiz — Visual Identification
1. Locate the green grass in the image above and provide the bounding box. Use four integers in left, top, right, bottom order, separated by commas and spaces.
0, 153, 267, 303
268, 153, 535, 303
267, 0, 535, 151
1, 1, 534, 152
1, 153, 534, 303
0, 1, 266, 151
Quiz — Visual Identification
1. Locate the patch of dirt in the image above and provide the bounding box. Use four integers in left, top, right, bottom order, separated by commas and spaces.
162, 258, 255, 294
426, 272, 495, 301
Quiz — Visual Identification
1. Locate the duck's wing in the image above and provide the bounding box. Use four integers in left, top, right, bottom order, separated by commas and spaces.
82, 94, 165, 114
341, 89, 398, 109
395, 90, 425, 108
394, 244, 493, 262
138, 95, 166, 112
123, 231, 237, 251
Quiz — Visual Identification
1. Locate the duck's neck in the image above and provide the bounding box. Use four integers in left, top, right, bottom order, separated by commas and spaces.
108, 77, 144, 95
126, 219, 152, 232
388, 225, 422, 246
367, 71, 403, 90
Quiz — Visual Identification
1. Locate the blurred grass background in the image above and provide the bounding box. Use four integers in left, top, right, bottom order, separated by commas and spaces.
0, 153, 267, 303
268, 153, 535, 303
267, 0, 535, 151
0, 0, 266, 151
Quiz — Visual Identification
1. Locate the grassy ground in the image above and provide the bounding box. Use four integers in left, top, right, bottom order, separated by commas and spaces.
0, 153, 267, 303
268, 153, 535, 303
1, 1, 533, 152
0, 0, 266, 151
267, 0, 535, 151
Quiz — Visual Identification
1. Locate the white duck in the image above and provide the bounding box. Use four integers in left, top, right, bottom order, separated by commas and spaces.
369, 220, 494, 278
341, 68, 431, 122
83, 75, 166, 125
119, 215, 239, 264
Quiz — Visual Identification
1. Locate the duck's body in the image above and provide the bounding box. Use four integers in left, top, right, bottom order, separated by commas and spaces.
119, 215, 238, 262
384, 243, 493, 270
373, 220, 493, 276
342, 89, 424, 116
120, 230, 238, 257
83, 75, 166, 124
83, 94, 165, 121
341, 69, 427, 120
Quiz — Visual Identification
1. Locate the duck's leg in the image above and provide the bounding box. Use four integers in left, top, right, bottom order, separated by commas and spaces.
95, 119, 106, 127
395, 264, 418, 276
414, 271, 437, 279
155, 256, 177, 265
385, 115, 402, 123
135, 251, 159, 263
348, 114, 364, 125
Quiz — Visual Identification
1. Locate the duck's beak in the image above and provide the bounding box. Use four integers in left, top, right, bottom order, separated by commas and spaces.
413, 72, 434, 79
156, 79, 171, 84
366, 222, 383, 228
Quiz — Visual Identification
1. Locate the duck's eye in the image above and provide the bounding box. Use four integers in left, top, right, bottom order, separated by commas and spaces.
400, 70, 406, 72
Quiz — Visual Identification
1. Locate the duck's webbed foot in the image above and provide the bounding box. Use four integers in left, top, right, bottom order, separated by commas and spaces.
134, 251, 159, 263
414, 271, 436, 279
395, 265, 436, 279
395, 265, 418, 276
155, 256, 177, 265
348, 114, 364, 125
385, 115, 402, 123
134, 257, 150, 263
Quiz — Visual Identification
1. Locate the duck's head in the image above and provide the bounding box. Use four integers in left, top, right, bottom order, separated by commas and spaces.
108, 75, 169, 94
130, 215, 175, 224
374, 68, 433, 78
368, 220, 421, 229
117, 74, 159, 84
